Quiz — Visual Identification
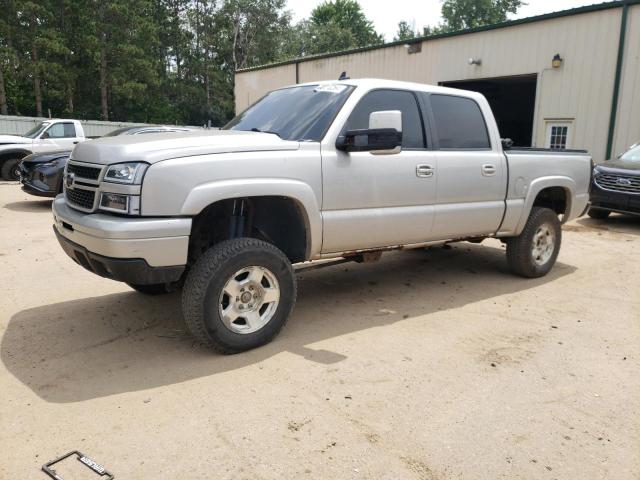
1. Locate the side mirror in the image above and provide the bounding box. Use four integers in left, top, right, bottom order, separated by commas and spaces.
41, 131, 50, 139
336, 110, 402, 153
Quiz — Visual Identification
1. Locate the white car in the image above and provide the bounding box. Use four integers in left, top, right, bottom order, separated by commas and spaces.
0, 119, 86, 180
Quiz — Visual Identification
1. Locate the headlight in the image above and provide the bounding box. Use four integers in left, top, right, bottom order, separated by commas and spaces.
104, 162, 148, 184
99, 193, 141, 215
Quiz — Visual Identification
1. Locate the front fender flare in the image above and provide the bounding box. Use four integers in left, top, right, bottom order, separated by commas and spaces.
514, 176, 576, 234
181, 178, 322, 258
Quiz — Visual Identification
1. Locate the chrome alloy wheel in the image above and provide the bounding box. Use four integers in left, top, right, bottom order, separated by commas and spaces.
219, 266, 280, 334
531, 224, 556, 266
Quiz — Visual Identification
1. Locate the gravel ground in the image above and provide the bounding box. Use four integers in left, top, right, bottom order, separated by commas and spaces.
1, 181, 639, 480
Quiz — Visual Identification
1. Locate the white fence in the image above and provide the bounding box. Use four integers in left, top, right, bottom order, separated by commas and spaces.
0, 115, 200, 137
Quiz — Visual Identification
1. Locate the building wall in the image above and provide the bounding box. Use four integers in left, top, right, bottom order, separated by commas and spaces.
613, 3, 640, 156
234, 63, 296, 113
236, 6, 636, 162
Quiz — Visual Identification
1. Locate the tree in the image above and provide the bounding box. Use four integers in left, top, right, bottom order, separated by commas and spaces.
394, 20, 419, 41
310, 0, 382, 47
440, 0, 525, 31
284, 0, 383, 58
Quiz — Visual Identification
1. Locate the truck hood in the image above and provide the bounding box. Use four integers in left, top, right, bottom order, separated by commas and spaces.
597, 159, 640, 172
0, 135, 33, 145
71, 129, 300, 165
22, 150, 71, 165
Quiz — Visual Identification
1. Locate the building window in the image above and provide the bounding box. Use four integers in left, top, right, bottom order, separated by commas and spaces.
545, 120, 573, 150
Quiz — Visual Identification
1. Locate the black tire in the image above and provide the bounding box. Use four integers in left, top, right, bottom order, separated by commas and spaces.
1, 158, 21, 181
587, 208, 610, 219
506, 207, 562, 278
182, 238, 296, 354
127, 283, 172, 295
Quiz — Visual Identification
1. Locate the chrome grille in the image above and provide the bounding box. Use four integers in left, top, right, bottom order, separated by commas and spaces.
595, 173, 640, 194
66, 187, 96, 210
67, 163, 102, 180
65, 161, 103, 212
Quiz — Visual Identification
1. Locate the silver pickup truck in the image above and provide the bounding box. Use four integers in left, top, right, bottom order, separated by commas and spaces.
52, 79, 591, 353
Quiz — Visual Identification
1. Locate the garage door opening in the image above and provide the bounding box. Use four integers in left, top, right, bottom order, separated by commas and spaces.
440, 74, 537, 147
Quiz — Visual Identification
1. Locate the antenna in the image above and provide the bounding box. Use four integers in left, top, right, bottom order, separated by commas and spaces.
338, 71, 349, 80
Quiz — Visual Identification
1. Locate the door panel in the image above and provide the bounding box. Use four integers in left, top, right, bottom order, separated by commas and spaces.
321, 149, 437, 252
431, 150, 506, 238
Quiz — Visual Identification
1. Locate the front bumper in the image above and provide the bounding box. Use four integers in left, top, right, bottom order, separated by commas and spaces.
55, 228, 185, 284
19, 162, 63, 197
590, 182, 640, 216
53, 196, 192, 283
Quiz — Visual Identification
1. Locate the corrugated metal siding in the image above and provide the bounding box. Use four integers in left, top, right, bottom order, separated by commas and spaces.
236, 7, 632, 162
0, 115, 194, 137
613, 4, 640, 156
234, 63, 296, 113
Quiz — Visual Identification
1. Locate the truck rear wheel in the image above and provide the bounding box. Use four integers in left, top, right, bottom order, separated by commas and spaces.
1, 158, 22, 181
182, 238, 296, 354
506, 207, 562, 278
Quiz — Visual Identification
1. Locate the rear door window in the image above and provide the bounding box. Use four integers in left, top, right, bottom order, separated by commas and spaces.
429, 94, 490, 149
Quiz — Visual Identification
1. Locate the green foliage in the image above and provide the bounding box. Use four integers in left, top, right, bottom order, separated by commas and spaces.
0, 0, 293, 126
0, 0, 387, 125
440, 0, 526, 31
394, 21, 419, 42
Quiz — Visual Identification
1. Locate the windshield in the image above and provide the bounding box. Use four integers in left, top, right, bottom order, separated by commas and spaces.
224, 84, 354, 142
23, 122, 50, 139
620, 144, 640, 162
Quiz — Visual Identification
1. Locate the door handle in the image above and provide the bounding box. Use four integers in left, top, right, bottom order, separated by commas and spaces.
73, 141, 79, 144
416, 164, 434, 178
481, 164, 496, 176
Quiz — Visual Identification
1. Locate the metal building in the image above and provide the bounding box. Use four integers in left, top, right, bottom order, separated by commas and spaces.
234, 0, 640, 161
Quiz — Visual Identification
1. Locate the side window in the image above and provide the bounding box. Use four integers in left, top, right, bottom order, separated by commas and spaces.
429, 94, 491, 149
63, 122, 77, 138
344, 89, 425, 149
45, 123, 65, 138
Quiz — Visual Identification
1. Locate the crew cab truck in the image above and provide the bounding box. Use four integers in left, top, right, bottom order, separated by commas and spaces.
52, 79, 591, 354
0, 119, 86, 180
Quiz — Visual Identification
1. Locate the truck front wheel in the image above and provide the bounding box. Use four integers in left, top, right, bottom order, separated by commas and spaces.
182, 238, 296, 354
1, 158, 22, 181
506, 207, 562, 278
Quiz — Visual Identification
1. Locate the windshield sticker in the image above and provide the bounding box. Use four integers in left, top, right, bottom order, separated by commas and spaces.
313, 84, 349, 93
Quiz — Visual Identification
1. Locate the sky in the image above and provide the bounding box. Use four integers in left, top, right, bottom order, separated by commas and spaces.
288, 0, 605, 41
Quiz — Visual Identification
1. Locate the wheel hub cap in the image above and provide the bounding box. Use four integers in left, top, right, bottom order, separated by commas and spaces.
531, 224, 555, 266
219, 266, 280, 334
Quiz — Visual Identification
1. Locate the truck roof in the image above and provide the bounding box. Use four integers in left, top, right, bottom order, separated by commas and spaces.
293, 78, 486, 101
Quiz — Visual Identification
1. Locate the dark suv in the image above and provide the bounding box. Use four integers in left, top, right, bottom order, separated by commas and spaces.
589, 143, 640, 218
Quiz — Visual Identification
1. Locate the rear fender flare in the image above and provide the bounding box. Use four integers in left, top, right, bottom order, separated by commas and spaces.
515, 176, 575, 234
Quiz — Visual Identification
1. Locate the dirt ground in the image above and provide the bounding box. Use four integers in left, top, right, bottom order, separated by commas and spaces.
0, 180, 639, 480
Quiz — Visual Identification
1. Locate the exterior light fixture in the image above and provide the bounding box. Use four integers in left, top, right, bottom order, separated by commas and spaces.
552, 54, 563, 68
404, 42, 422, 54
468, 57, 482, 66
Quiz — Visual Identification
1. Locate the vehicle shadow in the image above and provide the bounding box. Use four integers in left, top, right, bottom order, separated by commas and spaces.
4, 199, 53, 212
575, 214, 640, 235
1, 243, 576, 403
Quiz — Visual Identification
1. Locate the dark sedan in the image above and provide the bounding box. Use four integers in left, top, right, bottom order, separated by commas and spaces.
18, 125, 194, 198
589, 143, 640, 218
19, 150, 70, 197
